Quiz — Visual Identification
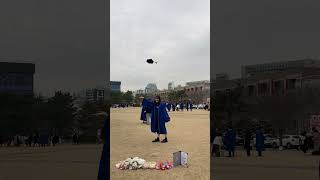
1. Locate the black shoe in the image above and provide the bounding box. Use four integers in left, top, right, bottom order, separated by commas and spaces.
161, 138, 168, 143
152, 138, 160, 142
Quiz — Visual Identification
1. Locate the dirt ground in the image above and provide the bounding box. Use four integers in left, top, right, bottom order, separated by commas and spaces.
212, 149, 320, 180
0, 144, 102, 180
110, 107, 210, 180
1, 107, 316, 180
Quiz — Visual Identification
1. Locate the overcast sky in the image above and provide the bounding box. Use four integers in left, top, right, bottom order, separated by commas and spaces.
111, 0, 210, 91
0, 0, 107, 96
213, 0, 320, 79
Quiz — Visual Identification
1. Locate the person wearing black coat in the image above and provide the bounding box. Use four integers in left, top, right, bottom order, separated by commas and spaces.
244, 129, 252, 156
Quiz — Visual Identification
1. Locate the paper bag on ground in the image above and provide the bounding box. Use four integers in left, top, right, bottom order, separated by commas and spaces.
173, 151, 188, 167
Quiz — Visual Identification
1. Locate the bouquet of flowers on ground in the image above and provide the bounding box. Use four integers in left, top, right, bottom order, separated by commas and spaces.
155, 160, 174, 170
115, 157, 146, 170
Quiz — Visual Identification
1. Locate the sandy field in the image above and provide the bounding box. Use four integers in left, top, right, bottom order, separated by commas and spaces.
110, 107, 210, 180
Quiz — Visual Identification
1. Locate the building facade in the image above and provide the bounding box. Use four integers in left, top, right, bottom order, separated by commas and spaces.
111, 81, 121, 92
241, 59, 320, 78
0, 62, 35, 95
213, 59, 320, 133
148, 80, 210, 103
145, 83, 158, 94
75, 87, 106, 106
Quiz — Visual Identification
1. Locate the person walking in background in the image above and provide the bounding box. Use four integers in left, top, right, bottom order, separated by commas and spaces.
0, 135, 3, 147
33, 132, 40, 147
312, 127, 320, 154
300, 131, 308, 153
225, 127, 236, 157
255, 127, 265, 157
186, 103, 189, 111
244, 129, 252, 156
167, 102, 171, 112
73, 132, 79, 145
52, 134, 59, 146
141, 98, 153, 125
212, 132, 224, 157
189, 103, 193, 111
140, 96, 170, 143
140, 101, 147, 124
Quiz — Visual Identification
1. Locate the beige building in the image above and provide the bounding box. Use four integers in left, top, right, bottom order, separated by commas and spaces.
150, 80, 210, 103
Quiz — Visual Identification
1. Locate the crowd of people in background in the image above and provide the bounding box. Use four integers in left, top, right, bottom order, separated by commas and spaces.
211, 126, 320, 157
111, 102, 210, 111
165, 102, 194, 112
0, 133, 60, 147
0, 130, 84, 148
112, 104, 130, 108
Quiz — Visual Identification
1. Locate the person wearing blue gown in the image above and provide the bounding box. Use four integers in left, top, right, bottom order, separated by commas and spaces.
225, 127, 236, 157
140, 95, 170, 143
255, 127, 265, 157
180, 103, 184, 111
97, 112, 109, 180
167, 103, 171, 112
140, 101, 147, 124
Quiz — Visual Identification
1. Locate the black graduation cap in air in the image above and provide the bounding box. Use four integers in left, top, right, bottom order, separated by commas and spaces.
146, 59, 157, 64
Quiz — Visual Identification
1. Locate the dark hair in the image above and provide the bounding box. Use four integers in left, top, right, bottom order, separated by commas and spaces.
154, 95, 161, 105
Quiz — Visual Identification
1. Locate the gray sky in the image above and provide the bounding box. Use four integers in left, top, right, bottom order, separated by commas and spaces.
111, 0, 210, 91
0, 0, 107, 96
213, 0, 320, 79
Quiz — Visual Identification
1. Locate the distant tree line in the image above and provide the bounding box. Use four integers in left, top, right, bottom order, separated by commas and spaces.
0, 91, 107, 142
111, 91, 133, 105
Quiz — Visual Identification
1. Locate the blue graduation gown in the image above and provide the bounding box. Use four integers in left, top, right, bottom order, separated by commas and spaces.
167, 103, 171, 111
255, 131, 265, 151
98, 112, 109, 180
225, 130, 236, 151
140, 105, 146, 121
143, 99, 170, 134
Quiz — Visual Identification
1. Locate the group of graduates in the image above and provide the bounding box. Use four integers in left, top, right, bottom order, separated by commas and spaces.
166, 102, 194, 112
212, 127, 265, 157
212, 126, 320, 157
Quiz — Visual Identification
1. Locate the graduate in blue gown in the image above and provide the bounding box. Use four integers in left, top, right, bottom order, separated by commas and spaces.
167, 103, 171, 112
189, 103, 193, 111
255, 127, 265, 157
97, 112, 109, 180
140, 95, 170, 143
225, 127, 236, 157
140, 101, 147, 124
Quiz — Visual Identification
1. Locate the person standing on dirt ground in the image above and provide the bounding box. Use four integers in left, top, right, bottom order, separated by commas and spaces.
140, 96, 170, 143
225, 127, 236, 157
244, 129, 252, 157
312, 127, 320, 154
255, 127, 265, 157
212, 132, 223, 157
